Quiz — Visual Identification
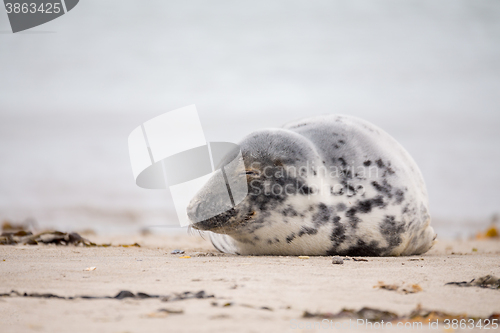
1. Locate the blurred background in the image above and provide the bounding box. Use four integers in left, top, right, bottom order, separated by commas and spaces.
0, 0, 499, 238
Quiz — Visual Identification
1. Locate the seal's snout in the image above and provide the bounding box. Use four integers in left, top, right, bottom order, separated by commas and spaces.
187, 197, 218, 228
186, 190, 225, 227
187, 193, 238, 231
187, 199, 214, 231
186, 170, 240, 232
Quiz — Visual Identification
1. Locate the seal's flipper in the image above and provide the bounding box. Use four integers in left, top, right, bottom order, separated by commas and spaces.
209, 233, 238, 255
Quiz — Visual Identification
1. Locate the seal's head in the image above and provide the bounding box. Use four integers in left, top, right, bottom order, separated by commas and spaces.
187, 128, 318, 237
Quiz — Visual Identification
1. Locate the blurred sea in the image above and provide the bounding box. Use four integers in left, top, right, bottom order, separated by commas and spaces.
1, 1, 499, 238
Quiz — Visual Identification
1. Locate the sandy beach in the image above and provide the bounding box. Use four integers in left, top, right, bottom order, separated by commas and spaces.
2, 1, 500, 332
1, 233, 499, 333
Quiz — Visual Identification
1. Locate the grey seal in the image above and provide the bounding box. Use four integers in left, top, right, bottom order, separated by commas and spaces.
187, 115, 435, 256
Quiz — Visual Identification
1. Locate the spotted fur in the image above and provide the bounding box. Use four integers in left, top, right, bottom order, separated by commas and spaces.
188, 115, 435, 256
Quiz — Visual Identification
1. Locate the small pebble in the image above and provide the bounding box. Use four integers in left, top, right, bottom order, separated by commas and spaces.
171, 249, 185, 254
298, 256, 310, 259
331, 257, 344, 265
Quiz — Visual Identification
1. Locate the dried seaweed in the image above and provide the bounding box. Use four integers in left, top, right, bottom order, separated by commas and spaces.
162, 290, 214, 301
0, 230, 139, 248
475, 225, 499, 239
0, 289, 214, 301
446, 275, 500, 290
0, 231, 89, 246
303, 304, 499, 323
374, 281, 423, 294
146, 308, 184, 317
212, 302, 274, 311
303, 307, 399, 322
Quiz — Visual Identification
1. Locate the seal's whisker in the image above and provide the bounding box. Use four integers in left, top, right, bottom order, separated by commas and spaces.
187, 225, 196, 237
187, 224, 206, 239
